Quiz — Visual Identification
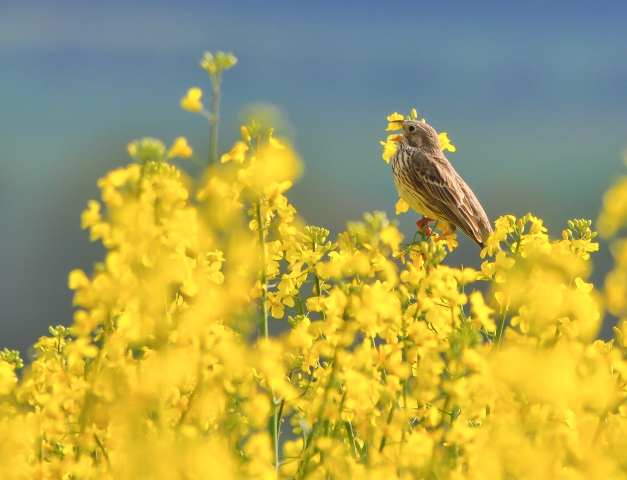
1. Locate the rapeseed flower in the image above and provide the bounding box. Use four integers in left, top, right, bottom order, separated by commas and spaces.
220, 141, 249, 163
180, 87, 203, 112
167, 137, 193, 158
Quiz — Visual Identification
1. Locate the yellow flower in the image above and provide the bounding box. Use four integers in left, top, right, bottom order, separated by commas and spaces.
180, 87, 203, 112
598, 177, 627, 238
481, 250, 515, 283
241, 126, 251, 142
558, 317, 579, 338
439, 132, 456, 152
201, 51, 237, 76
380, 134, 401, 163
380, 225, 403, 251
574, 277, 593, 294
269, 136, 285, 149
237, 138, 302, 189
386, 112, 404, 131
167, 137, 193, 158
439, 233, 458, 252
125, 138, 165, 163
201, 55, 217, 75
395, 198, 409, 215
469, 291, 496, 332
0, 361, 17, 395
81, 200, 101, 229
267, 292, 285, 318
68, 269, 90, 290
221, 141, 249, 164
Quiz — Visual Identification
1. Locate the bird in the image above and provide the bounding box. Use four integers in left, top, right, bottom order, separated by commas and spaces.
390, 119, 493, 249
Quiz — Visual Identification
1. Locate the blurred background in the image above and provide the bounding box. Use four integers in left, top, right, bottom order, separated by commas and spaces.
1, 0, 626, 355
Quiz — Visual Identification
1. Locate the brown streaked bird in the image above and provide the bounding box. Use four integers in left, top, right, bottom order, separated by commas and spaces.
391, 119, 493, 248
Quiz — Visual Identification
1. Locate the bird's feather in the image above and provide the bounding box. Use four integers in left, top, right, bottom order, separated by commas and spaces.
396, 144, 488, 247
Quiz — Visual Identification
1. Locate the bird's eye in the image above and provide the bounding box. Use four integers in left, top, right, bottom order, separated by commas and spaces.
408, 125, 416, 132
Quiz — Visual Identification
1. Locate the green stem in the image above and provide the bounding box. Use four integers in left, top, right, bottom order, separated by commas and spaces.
592, 374, 621, 446
176, 381, 200, 428
269, 397, 279, 477
39, 429, 44, 464
313, 272, 326, 321
312, 241, 327, 322
495, 305, 507, 351
296, 320, 347, 478
514, 230, 523, 256
277, 398, 286, 432
332, 391, 347, 438
209, 73, 221, 166
401, 316, 410, 433
344, 422, 358, 459
256, 201, 268, 340
256, 200, 277, 474
298, 419, 323, 479
296, 291, 305, 316
94, 434, 119, 480
451, 405, 461, 422
379, 402, 396, 452
494, 229, 522, 350
188, 154, 207, 169
275, 371, 293, 443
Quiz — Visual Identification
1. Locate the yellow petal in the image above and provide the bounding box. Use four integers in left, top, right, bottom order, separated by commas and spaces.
269, 137, 285, 150
575, 277, 594, 294
395, 198, 409, 215
494, 291, 508, 308
381, 139, 398, 163
387, 112, 404, 122
167, 137, 193, 158
386, 112, 404, 131
439, 132, 456, 152
221, 141, 249, 164
180, 87, 203, 112
68, 269, 90, 290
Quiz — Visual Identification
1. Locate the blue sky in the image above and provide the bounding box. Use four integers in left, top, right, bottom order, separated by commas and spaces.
1, 1, 626, 352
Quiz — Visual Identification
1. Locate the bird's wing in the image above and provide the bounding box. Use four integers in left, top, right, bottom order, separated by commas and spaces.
404, 147, 485, 246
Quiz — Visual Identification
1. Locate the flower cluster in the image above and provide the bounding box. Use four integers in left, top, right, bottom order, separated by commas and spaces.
600, 150, 627, 349
0, 55, 626, 480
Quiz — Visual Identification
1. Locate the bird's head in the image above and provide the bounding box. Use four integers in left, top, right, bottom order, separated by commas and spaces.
399, 120, 441, 150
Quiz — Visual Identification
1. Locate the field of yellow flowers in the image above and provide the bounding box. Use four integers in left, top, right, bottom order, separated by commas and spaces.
1, 52, 627, 479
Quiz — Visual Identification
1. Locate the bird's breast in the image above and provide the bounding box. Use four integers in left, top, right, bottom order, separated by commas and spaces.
391, 148, 437, 218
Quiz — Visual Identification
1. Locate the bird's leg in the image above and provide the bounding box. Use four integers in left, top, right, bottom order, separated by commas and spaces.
416, 217, 435, 236
415, 217, 434, 229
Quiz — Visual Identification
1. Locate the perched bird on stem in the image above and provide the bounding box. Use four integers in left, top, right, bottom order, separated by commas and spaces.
391, 119, 493, 249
